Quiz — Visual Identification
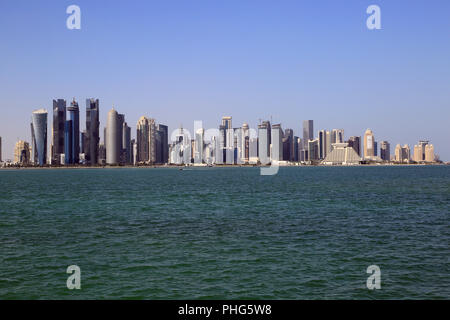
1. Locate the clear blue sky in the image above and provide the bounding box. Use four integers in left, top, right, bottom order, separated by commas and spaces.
0, 0, 449, 160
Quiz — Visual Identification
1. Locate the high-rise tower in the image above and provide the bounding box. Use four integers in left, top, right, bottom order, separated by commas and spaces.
106, 108, 120, 164
65, 98, 80, 164
86, 98, 100, 165
364, 129, 375, 159
52, 99, 66, 164
302, 120, 313, 148
31, 109, 48, 166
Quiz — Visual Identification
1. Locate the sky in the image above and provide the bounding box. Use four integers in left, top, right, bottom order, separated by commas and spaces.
0, 0, 449, 160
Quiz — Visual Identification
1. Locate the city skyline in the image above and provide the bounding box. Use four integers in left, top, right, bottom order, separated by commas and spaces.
0, 100, 442, 166
0, 1, 449, 160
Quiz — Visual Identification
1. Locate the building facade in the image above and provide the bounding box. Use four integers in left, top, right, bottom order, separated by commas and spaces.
364, 129, 375, 159
106, 108, 121, 164
258, 121, 271, 165
271, 124, 283, 162
86, 98, 100, 165
380, 141, 390, 161
52, 99, 66, 164
31, 109, 48, 166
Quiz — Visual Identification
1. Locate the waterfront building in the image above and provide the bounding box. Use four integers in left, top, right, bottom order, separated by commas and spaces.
293, 136, 299, 162
122, 122, 131, 164
156, 124, 168, 164
0, 136, 2, 162
51, 99, 66, 164
136, 116, 150, 163
308, 139, 319, 161
363, 129, 375, 159
331, 129, 345, 144
169, 127, 191, 165
194, 128, 204, 163
374, 141, 378, 157
64, 120, 73, 164
249, 137, 258, 164
106, 108, 120, 164
425, 144, 435, 162
85, 98, 100, 165
80, 131, 86, 154
258, 121, 271, 165
380, 141, 390, 161
65, 99, 80, 164
148, 118, 157, 164
302, 120, 313, 149
395, 144, 411, 163
322, 142, 362, 165
413, 140, 429, 162
14, 140, 31, 164
347, 136, 361, 157
318, 130, 328, 160
31, 109, 48, 166
219, 116, 233, 163
283, 128, 294, 161
242, 123, 250, 163
271, 124, 283, 162
132, 140, 137, 165
98, 143, 106, 165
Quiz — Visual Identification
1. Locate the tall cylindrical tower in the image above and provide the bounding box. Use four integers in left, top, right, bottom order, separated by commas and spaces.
32, 109, 48, 166
106, 108, 120, 164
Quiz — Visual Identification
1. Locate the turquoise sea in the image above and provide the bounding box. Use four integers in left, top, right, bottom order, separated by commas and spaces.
0, 166, 449, 299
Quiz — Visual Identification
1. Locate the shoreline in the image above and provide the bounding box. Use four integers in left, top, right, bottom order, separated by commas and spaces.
0, 163, 447, 170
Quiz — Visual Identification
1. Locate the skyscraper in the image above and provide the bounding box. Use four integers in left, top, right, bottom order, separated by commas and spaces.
136, 116, 150, 163
363, 129, 375, 159
303, 120, 313, 148
86, 98, 100, 165
194, 128, 204, 163
308, 139, 319, 161
325, 131, 332, 157
64, 120, 73, 164
395, 144, 410, 163
318, 130, 328, 160
148, 118, 157, 164
220, 116, 233, 163
425, 144, 435, 162
380, 141, 390, 161
293, 136, 299, 162
66, 99, 80, 164
122, 122, 131, 164
347, 136, 361, 157
258, 121, 271, 165
80, 131, 86, 154
31, 109, 48, 166
157, 124, 169, 164
106, 108, 120, 165
413, 140, 429, 162
331, 129, 344, 144
52, 99, 66, 164
271, 124, 283, 162
249, 137, 258, 164
14, 140, 31, 164
0, 136, 2, 162
283, 128, 294, 161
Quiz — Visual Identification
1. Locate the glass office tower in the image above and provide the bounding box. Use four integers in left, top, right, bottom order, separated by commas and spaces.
31, 109, 48, 166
